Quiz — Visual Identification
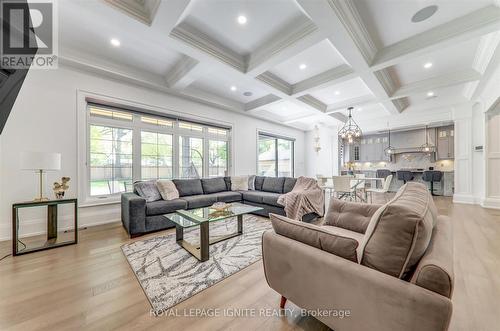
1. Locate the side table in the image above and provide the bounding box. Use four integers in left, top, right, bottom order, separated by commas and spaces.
12, 199, 78, 256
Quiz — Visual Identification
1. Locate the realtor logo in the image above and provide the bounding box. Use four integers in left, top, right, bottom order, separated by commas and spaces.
1, 0, 58, 69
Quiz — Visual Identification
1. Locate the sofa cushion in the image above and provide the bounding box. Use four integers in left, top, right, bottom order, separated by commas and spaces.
146, 199, 187, 216
270, 214, 359, 262
324, 199, 382, 234
181, 195, 217, 209
241, 190, 265, 204
134, 180, 162, 202
358, 182, 436, 279
410, 215, 454, 298
261, 192, 283, 207
262, 177, 285, 193
156, 179, 179, 200
201, 177, 227, 194
283, 177, 297, 193
211, 191, 242, 203
173, 179, 203, 196
254, 176, 265, 191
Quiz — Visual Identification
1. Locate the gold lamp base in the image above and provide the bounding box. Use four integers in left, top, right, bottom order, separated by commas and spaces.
33, 169, 50, 202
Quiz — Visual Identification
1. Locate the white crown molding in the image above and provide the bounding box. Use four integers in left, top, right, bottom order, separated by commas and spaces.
245, 94, 282, 112
391, 69, 482, 99
473, 32, 500, 74
103, 0, 160, 26
247, 17, 320, 74
256, 72, 293, 95
292, 64, 356, 96
325, 0, 378, 64
373, 68, 398, 96
390, 98, 409, 113
170, 22, 246, 73
297, 95, 327, 112
165, 55, 199, 89
372, 6, 500, 70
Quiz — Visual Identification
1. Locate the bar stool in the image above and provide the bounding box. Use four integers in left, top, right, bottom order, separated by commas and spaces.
422, 171, 443, 196
397, 170, 414, 184
376, 169, 392, 179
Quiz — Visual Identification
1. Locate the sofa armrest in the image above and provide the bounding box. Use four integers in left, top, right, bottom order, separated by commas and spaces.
121, 193, 146, 236
324, 199, 382, 234
262, 231, 452, 331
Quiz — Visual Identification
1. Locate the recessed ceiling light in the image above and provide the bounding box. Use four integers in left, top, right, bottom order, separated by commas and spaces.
237, 15, 247, 25
299, 64, 307, 70
110, 38, 121, 47
358, 107, 363, 111
230, 86, 237, 91
411, 5, 438, 23
334, 91, 340, 95
424, 62, 433, 69
427, 91, 435, 97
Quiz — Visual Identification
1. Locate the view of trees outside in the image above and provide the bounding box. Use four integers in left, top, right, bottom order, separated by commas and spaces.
179, 136, 203, 178
141, 131, 173, 180
90, 125, 133, 196
208, 140, 228, 177
257, 135, 293, 177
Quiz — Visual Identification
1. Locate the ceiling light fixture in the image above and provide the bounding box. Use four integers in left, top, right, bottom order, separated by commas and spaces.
334, 91, 340, 95
110, 38, 121, 47
338, 107, 362, 145
427, 91, 435, 97
384, 123, 395, 156
424, 62, 433, 69
419, 125, 435, 153
411, 5, 438, 23
230, 86, 237, 91
237, 15, 247, 25
299, 64, 307, 70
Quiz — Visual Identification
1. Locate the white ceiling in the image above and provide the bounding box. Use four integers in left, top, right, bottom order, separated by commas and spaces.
269, 39, 346, 84
181, 0, 306, 56
355, 0, 495, 47
54, 0, 500, 131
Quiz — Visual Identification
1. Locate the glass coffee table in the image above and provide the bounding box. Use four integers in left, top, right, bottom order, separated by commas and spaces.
165, 202, 263, 262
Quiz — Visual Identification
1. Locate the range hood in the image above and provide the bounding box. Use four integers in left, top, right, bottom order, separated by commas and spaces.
388, 128, 436, 155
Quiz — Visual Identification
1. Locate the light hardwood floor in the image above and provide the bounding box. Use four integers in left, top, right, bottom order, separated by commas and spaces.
0, 197, 499, 331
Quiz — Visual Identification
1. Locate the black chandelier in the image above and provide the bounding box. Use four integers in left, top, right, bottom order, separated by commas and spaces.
338, 107, 362, 144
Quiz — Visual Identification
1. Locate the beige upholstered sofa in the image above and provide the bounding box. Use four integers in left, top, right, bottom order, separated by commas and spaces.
262, 182, 454, 331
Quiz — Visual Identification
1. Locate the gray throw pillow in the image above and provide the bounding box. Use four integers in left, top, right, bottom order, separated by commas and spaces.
134, 181, 162, 202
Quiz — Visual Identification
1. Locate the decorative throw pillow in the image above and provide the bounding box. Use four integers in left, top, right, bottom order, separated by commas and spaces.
248, 175, 256, 190
231, 175, 249, 191
270, 213, 359, 262
156, 179, 179, 200
134, 181, 162, 202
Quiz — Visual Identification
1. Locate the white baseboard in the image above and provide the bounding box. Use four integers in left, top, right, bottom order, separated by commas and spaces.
481, 197, 500, 210
453, 194, 477, 205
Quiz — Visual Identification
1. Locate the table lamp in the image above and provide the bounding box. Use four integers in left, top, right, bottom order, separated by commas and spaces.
21, 152, 61, 201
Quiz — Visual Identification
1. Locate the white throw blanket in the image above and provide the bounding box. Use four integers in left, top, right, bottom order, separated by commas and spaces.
277, 176, 325, 221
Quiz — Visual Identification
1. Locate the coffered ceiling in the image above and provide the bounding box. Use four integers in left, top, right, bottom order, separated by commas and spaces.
57, 0, 500, 131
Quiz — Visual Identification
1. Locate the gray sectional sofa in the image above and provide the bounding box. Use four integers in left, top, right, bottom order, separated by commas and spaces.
121, 176, 319, 237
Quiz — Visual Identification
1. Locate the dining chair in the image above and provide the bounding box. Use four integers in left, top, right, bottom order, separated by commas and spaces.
333, 176, 355, 201
366, 174, 393, 203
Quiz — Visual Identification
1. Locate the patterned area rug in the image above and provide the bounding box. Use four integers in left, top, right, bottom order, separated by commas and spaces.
121, 215, 272, 314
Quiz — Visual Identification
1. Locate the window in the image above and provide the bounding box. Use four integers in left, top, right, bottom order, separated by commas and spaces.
141, 131, 173, 180
257, 133, 294, 177
85, 103, 231, 200
89, 125, 133, 196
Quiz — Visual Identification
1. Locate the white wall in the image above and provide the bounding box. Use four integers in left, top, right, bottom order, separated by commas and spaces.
304, 124, 339, 178
0, 65, 306, 240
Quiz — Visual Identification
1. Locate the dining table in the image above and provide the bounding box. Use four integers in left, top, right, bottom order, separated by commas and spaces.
318, 176, 385, 203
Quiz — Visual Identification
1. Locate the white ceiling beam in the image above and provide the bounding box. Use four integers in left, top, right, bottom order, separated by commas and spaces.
246, 17, 325, 76
245, 94, 282, 112
371, 6, 500, 71
471, 41, 500, 100
291, 64, 356, 96
391, 69, 482, 99
296, 0, 401, 115
165, 55, 203, 89
325, 95, 378, 113
296, 95, 327, 112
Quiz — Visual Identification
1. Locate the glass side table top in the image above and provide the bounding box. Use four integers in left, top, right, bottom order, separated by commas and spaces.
165, 202, 263, 229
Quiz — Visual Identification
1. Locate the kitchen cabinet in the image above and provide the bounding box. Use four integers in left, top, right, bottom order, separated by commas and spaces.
437, 126, 454, 159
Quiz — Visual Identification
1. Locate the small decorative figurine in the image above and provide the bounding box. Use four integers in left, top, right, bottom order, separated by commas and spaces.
53, 177, 70, 199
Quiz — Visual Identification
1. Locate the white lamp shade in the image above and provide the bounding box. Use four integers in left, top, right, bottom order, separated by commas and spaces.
21, 152, 61, 171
